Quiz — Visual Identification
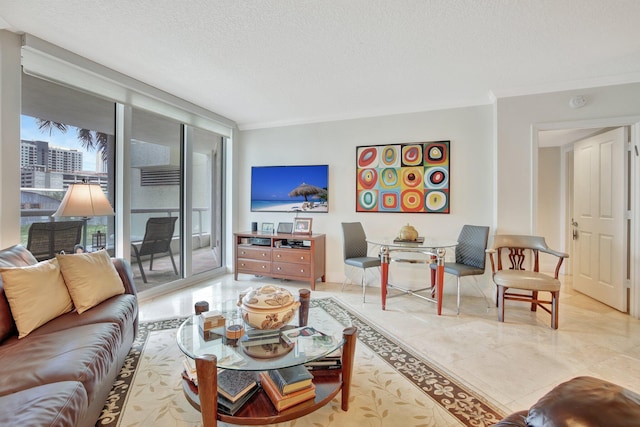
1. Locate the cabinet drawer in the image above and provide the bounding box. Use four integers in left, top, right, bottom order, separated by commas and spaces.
237, 259, 271, 275
272, 249, 311, 264
237, 246, 271, 261
272, 262, 310, 278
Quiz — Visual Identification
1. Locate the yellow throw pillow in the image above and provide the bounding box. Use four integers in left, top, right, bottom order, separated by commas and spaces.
0, 258, 74, 338
56, 249, 125, 314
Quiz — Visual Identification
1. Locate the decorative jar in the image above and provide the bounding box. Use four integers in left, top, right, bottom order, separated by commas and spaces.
238, 285, 300, 330
398, 223, 419, 241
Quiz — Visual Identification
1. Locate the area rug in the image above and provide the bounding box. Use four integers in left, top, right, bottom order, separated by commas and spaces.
96, 298, 504, 427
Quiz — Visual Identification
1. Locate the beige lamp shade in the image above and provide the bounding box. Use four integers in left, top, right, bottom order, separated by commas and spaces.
52, 183, 115, 218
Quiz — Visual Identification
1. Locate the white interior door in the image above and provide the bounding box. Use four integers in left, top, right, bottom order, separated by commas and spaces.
572, 127, 627, 311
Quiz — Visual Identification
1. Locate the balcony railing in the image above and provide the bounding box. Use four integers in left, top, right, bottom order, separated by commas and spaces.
20, 207, 210, 242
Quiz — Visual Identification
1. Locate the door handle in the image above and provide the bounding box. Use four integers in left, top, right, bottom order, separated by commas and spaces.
571, 219, 578, 240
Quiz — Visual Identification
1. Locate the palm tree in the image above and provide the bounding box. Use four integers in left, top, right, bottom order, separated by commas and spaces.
35, 118, 115, 224
36, 119, 109, 161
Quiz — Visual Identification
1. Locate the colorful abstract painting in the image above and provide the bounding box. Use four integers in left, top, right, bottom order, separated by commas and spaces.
356, 141, 450, 213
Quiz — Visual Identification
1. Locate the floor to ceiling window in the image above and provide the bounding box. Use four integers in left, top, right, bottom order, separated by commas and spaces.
20, 73, 115, 254
14, 35, 232, 295
20, 74, 226, 290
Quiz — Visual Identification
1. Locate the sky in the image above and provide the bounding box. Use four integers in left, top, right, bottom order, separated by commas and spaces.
251, 165, 328, 201
21, 115, 98, 171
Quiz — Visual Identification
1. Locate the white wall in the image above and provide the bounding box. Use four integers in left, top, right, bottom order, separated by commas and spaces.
537, 146, 562, 270
496, 83, 640, 235
237, 105, 494, 290
0, 31, 22, 248
496, 84, 640, 316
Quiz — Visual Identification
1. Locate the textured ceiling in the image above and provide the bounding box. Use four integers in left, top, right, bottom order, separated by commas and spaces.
1, 0, 640, 130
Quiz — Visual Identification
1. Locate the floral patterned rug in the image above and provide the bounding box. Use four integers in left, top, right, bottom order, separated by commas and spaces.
96, 298, 504, 427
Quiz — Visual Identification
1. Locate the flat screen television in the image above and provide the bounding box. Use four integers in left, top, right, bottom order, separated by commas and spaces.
251, 165, 328, 213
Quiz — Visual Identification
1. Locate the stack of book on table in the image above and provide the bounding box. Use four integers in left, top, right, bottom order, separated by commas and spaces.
259, 364, 316, 412
182, 357, 259, 416
216, 369, 260, 416
304, 346, 342, 371
241, 328, 282, 348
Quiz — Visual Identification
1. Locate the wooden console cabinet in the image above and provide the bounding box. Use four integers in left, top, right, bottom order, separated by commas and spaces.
234, 232, 326, 290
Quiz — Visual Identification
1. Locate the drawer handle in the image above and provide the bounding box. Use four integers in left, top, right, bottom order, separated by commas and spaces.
277, 254, 281, 258
262, 253, 266, 257
262, 265, 266, 269
277, 267, 281, 271
300, 256, 305, 260
240, 263, 245, 267
300, 269, 305, 273
240, 251, 246, 255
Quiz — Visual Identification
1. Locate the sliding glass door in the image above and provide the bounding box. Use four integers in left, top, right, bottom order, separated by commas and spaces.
130, 108, 182, 289
189, 127, 223, 276
128, 112, 225, 288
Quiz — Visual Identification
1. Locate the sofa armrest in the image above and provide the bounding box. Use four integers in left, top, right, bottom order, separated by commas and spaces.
492, 410, 528, 426
493, 377, 640, 427
112, 258, 137, 298
526, 376, 640, 427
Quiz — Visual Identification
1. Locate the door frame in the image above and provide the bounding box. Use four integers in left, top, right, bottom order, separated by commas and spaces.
532, 116, 640, 318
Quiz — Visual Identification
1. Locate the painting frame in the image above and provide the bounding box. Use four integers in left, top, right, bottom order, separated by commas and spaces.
293, 217, 313, 235
355, 140, 450, 213
250, 165, 329, 213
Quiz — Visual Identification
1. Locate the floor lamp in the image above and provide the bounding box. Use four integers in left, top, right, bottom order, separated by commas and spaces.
52, 181, 115, 250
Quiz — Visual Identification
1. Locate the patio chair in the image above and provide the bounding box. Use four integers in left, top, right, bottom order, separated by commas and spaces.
26, 221, 84, 261
131, 216, 179, 283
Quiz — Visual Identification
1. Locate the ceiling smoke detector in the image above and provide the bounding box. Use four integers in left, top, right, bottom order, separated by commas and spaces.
569, 95, 587, 109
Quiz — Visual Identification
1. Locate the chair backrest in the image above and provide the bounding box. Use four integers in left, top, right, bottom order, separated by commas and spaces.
341, 222, 368, 260
491, 235, 550, 253
138, 217, 178, 256
488, 234, 568, 277
455, 225, 490, 269
27, 221, 84, 261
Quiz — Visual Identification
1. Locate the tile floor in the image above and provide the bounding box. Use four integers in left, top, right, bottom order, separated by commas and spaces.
138, 273, 640, 416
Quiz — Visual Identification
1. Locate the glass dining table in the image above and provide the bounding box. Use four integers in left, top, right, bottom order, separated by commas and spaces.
366, 237, 458, 314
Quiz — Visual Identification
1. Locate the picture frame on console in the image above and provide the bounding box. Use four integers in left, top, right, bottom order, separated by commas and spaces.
277, 222, 293, 234
261, 222, 274, 233
293, 217, 312, 234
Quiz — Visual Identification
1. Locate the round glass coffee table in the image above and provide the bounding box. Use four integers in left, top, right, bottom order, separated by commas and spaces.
177, 289, 357, 427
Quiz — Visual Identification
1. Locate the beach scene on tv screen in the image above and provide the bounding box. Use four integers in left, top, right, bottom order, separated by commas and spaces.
251, 165, 328, 213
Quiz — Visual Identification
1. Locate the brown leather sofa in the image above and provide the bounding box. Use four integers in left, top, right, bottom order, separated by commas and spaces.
0, 244, 138, 427
493, 376, 640, 427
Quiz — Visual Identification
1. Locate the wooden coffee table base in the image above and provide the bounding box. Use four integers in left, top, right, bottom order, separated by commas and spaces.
183, 326, 357, 427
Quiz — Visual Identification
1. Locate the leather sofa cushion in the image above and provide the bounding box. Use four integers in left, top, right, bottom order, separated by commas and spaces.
526, 376, 640, 427
0, 381, 87, 427
0, 286, 15, 344
28, 294, 138, 341
0, 244, 38, 267
0, 323, 121, 402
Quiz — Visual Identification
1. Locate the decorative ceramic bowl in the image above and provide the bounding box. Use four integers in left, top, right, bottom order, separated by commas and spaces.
238, 285, 300, 330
